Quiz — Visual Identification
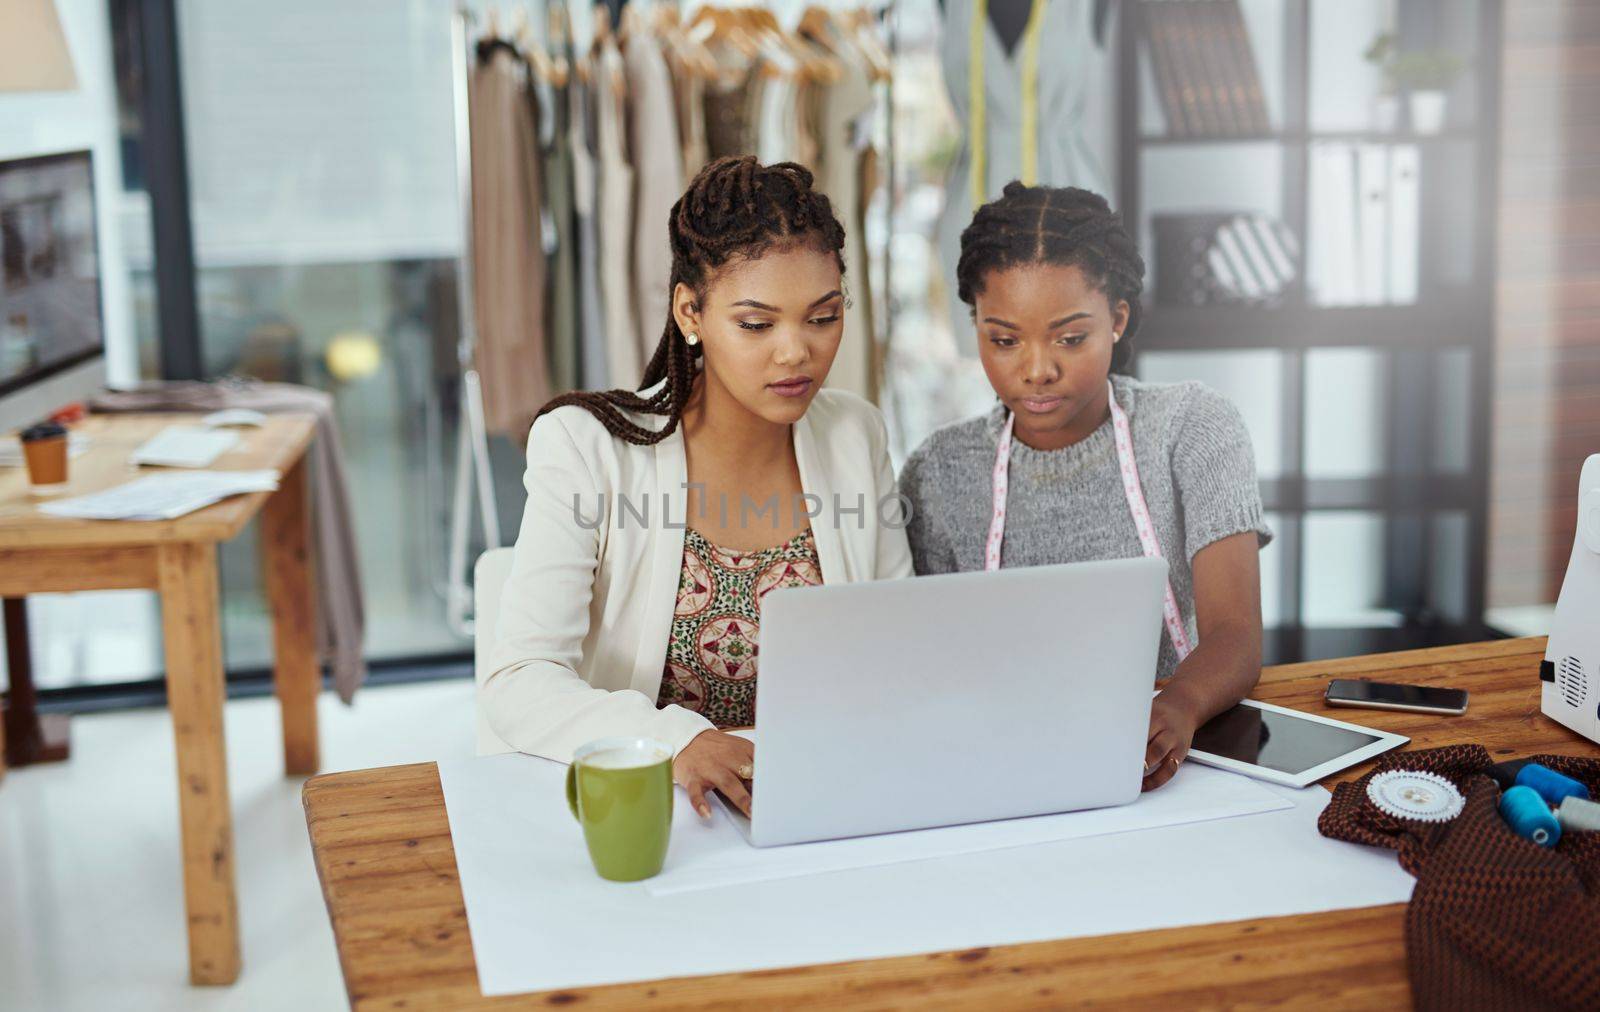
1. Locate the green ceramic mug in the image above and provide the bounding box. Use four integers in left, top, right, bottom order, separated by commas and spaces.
565, 737, 674, 882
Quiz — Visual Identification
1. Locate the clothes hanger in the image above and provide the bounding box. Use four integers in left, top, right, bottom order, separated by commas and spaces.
702, 9, 760, 62
685, 31, 720, 79
798, 5, 835, 42
659, 5, 718, 80
799, 6, 870, 85
779, 9, 843, 84
590, 2, 612, 58
735, 6, 828, 83
513, 5, 566, 86
588, 3, 622, 96
844, 8, 892, 83
617, 2, 642, 47
545, 2, 573, 80
589, 6, 627, 96
687, 5, 727, 34
738, 8, 789, 75
685, 7, 720, 48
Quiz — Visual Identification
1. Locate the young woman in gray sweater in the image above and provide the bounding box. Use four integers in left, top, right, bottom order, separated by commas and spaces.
899, 183, 1273, 791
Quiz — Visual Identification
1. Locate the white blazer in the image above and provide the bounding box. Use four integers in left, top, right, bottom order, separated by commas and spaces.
483, 384, 913, 762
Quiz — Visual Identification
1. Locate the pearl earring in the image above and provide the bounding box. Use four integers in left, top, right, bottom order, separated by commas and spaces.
685, 332, 700, 346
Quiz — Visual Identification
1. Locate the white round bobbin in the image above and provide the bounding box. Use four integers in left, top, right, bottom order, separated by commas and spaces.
1367, 770, 1465, 823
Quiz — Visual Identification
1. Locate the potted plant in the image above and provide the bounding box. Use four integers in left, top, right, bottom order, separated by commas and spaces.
1362, 33, 1401, 132
1393, 51, 1465, 133
1366, 34, 1466, 135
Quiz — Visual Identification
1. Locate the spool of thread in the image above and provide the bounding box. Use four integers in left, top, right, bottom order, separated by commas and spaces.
1515, 763, 1592, 806
1557, 796, 1600, 834
1487, 758, 1534, 791
1500, 786, 1561, 847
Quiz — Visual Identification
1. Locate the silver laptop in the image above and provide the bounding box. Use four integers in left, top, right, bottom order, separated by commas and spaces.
728, 557, 1169, 846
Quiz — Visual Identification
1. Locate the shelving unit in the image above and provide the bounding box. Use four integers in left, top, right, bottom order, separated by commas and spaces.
1115, 0, 1503, 663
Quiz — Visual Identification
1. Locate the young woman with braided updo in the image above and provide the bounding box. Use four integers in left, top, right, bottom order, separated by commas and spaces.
898, 183, 1272, 792
484, 157, 911, 819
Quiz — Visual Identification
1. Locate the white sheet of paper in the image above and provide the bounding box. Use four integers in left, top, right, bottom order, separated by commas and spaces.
438, 754, 1414, 998
129, 425, 240, 468
36, 470, 279, 520
650, 761, 1290, 895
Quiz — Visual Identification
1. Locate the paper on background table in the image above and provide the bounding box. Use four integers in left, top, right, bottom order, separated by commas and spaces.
649, 760, 1290, 895
129, 425, 240, 468
438, 754, 1415, 997
37, 470, 280, 520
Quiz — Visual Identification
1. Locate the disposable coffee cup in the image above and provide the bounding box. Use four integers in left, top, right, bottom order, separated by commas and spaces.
20, 421, 70, 495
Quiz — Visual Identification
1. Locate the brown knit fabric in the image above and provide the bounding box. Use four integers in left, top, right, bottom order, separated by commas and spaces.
1319, 745, 1600, 1010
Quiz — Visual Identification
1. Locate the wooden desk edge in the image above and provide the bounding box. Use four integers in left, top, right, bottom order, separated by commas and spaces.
302, 776, 367, 1006
303, 637, 1557, 1009
0, 413, 317, 549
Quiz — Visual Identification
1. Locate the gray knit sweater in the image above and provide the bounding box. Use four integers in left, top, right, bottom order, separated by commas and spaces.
898, 375, 1272, 681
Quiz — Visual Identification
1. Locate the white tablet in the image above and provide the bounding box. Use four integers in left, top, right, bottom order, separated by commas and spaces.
1184, 699, 1409, 789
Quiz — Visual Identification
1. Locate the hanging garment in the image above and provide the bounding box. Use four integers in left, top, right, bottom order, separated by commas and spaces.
569, 66, 610, 391
468, 41, 552, 433
90, 380, 367, 703
595, 36, 644, 388
624, 29, 683, 363
937, 0, 1109, 353
858, 141, 882, 396
795, 76, 825, 171
534, 68, 580, 395
664, 37, 710, 182
756, 65, 798, 164
703, 43, 758, 160
813, 40, 877, 403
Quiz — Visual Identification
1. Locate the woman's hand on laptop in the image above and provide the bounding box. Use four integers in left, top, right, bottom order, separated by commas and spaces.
1143, 688, 1201, 791
674, 730, 754, 819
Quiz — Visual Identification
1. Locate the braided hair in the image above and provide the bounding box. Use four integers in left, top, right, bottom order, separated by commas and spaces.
535, 156, 847, 445
957, 183, 1146, 370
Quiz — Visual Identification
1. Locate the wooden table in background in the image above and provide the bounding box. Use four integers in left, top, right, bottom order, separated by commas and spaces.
0, 413, 320, 986
302, 637, 1599, 1010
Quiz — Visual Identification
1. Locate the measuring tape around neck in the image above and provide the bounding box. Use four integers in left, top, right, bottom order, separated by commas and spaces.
985, 381, 1195, 661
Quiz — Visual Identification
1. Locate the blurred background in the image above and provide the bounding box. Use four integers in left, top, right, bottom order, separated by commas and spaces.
0, 0, 1593, 710
2, 4, 1596, 1005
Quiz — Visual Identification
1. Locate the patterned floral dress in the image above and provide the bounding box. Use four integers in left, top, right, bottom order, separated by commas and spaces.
656, 526, 823, 728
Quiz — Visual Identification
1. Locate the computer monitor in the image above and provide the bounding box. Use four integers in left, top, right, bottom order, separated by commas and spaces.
0, 149, 106, 433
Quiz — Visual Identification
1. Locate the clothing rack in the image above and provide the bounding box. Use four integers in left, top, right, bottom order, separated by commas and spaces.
445, 5, 504, 638
440, 2, 900, 631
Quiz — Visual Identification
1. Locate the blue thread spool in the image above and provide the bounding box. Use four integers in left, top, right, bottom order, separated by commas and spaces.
1557, 796, 1600, 834
1515, 763, 1591, 806
1500, 785, 1561, 847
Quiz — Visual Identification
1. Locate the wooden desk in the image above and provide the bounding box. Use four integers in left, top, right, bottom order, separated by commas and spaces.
303, 638, 1596, 1009
1, 413, 320, 985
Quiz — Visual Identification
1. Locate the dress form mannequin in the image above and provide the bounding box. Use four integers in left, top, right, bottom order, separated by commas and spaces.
935, 0, 1113, 351
937, 0, 1113, 52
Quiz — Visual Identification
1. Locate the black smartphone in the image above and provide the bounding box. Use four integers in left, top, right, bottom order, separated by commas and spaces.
1324, 678, 1468, 715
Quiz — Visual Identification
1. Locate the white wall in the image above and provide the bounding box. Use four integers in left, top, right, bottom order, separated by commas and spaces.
0, 0, 136, 386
